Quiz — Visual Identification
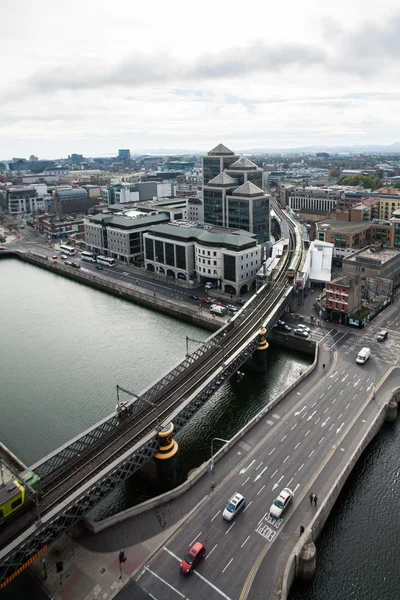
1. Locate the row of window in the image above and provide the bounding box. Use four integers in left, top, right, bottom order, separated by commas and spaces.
328, 302, 347, 311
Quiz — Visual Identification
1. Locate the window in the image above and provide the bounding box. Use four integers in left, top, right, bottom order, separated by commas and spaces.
11, 497, 23, 510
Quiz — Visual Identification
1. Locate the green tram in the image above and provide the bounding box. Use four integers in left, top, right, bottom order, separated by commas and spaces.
0, 471, 41, 524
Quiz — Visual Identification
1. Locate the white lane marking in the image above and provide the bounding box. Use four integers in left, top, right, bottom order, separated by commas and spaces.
311, 402, 317, 408
307, 411, 317, 421
241, 535, 251, 548
189, 532, 202, 546
287, 477, 293, 487
243, 501, 253, 513
281, 435, 287, 442
335, 377, 339, 383
269, 447, 276, 456
346, 381, 351, 387
319, 437, 325, 445
342, 374, 349, 382
345, 403, 351, 410
291, 423, 298, 430
327, 385, 332, 390
324, 407, 329, 414
305, 430, 311, 437
283, 455, 290, 463
258, 510, 268, 524
339, 390, 344, 396
256, 461, 264, 470
329, 424, 334, 431
295, 406, 306, 416
301, 412, 308, 419
321, 416, 330, 427
206, 544, 218, 559
354, 378, 361, 387
144, 566, 186, 598
211, 510, 221, 522
309, 449, 315, 458
336, 422, 345, 434
338, 413, 343, 420
293, 483, 300, 493
315, 418, 321, 424
276, 475, 284, 486
222, 558, 233, 574
270, 469, 278, 479
319, 394, 325, 399
295, 442, 301, 449
298, 463, 304, 472
353, 394, 358, 400
242, 476, 250, 487
239, 459, 256, 475
254, 465, 268, 482
332, 398, 337, 404
257, 485, 266, 496
226, 522, 236, 534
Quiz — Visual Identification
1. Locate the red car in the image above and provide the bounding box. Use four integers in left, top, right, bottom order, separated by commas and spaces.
201, 297, 212, 304
180, 542, 206, 574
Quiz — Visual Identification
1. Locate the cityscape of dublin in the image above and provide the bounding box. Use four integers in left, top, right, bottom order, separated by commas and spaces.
1, 2, 400, 599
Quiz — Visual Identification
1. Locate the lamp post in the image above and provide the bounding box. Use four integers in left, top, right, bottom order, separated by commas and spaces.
210, 437, 229, 489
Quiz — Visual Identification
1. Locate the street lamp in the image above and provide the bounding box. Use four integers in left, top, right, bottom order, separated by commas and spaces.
210, 437, 229, 489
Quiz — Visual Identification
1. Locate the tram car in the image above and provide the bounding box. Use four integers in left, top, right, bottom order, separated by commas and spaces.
0, 471, 41, 524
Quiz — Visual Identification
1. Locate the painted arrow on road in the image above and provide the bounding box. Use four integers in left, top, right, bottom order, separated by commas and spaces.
254, 465, 268, 482
336, 422, 345, 434
307, 410, 317, 421
294, 406, 307, 416
321, 416, 330, 427
240, 459, 255, 475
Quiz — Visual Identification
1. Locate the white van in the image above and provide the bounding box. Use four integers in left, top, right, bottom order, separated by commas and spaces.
356, 347, 371, 364
210, 304, 227, 316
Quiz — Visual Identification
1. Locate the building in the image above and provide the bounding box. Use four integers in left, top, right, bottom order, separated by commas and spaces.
84, 212, 170, 263
226, 182, 270, 243
202, 144, 239, 187
102, 181, 174, 205
37, 214, 85, 239
316, 219, 371, 260
187, 197, 203, 222
118, 149, 131, 161
203, 172, 237, 227
3, 186, 46, 215
280, 185, 344, 217
52, 188, 98, 215
301, 240, 334, 288
343, 246, 400, 292
225, 156, 264, 190
325, 275, 362, 324
143, 221, 261, 294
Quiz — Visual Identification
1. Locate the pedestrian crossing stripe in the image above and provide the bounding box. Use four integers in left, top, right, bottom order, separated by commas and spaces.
0, 546, 48, 590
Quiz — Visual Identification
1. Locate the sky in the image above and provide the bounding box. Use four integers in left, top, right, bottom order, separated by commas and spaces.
2, 0, 400, 159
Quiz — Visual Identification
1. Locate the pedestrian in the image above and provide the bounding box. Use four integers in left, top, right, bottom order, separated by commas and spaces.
309, 492, 314, 504
300, 525, 305, 536
322, 363, 325, 372
314, 494, 318, 507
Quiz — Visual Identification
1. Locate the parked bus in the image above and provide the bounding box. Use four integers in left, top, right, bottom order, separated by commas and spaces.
81, 251, 96, 262
59, 245, 75, 256
96, 255, 115, 267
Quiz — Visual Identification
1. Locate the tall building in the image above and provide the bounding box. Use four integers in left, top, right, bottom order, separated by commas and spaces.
203, 172, 237, 227
202, 144, 239, 187
118, 149, 131, 161
227, 182, 270, 243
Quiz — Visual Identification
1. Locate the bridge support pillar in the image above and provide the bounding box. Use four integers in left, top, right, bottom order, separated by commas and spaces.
251, 328, 269, 372
297, 541, 316, 580
154, 423, 179, 490
386, 398, 398, 423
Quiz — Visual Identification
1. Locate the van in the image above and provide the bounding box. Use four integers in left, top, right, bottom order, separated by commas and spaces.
356, 347, 370, 364
376, 330, 388, 342
210, 305, 227, 316
205, 282, 213, 290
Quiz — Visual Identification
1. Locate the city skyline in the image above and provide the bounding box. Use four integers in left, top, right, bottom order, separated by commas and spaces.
2, 0, 400, 158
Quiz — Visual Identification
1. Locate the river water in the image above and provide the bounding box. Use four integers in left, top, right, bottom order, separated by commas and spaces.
2, 259, 398, 599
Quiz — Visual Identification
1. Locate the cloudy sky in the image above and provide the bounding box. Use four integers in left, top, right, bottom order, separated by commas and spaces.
2, 0, 400, 158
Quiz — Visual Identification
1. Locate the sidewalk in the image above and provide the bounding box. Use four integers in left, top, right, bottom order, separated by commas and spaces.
28, 349, 330, 600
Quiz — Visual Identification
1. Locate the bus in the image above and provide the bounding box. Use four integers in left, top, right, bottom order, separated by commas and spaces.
59, 245, 75, 256
81, 251, 96, 262
96, 255, 115, 267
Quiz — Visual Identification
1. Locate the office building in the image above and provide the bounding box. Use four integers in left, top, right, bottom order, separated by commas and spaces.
202, 144, 239, 187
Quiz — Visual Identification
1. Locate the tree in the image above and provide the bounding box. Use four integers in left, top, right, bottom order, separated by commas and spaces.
340, 174, 382, 190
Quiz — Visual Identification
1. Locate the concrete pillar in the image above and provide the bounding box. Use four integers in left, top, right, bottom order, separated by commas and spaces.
252, 328, 269, 372
297, 541, 317, 580
386, 398, 398, 423
154, 422, 179, 490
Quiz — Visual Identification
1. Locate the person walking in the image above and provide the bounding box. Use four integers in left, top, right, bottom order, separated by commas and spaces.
322, 363, 325, 372
314, 494, 318, 507
309, 492, 314, 504
300, 525, 305, 536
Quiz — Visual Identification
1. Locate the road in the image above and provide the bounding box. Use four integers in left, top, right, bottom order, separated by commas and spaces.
126, 324, 395, 600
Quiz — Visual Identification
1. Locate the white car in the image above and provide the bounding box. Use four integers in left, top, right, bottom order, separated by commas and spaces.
223, 493, 246, 521
296, 324, 310, 333
60, 254, 68, 260
270, 487, 293, 518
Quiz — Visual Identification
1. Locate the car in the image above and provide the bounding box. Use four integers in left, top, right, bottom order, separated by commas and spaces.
64, 260, 72, 266
201, 297, 212, 304
235, 298, 246, 306
376, 330, 388, 342
70, 262, 81, 269
95, 264, 103, 270
269, 487, 293, 518
282, 324, 292, 332
60, 254, 68, 260
296, 324, 310, 333
211, 300, 225, 307
180, 542, 206, 575
294, 328, 309, 338
223, 492, 246, 521
188, 294, 200, 301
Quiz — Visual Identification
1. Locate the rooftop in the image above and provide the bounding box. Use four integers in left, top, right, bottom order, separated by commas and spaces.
317, 219, 371, 234
207, 143, 235, 156
345, 246, 400, 265
88, 212, 170, 229
328, 276, 353, 288
228, 157, 258, 170
232, 181, 265, 197
206, 172, 237, 187
145, 222, 257, 248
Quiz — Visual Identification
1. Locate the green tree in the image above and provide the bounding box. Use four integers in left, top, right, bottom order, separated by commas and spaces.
340, 174, 382, 190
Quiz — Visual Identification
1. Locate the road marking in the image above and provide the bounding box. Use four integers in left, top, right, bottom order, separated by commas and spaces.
305, 430, 311, 437
241, 535, 251, 548
222, 558, 234, 573
281, 435, 287, 442
206, 544, 218, 559
311, 402, 317, 408
275, 475, 284, 486
283, 455, 290, 463
287, 477, 293, 487
298, 463, 304, 472
342, 374, 349, 382
226, 522, 236, 534
254, 465, 268, 482
270, 468, 278, 479
293, 483, 300, 493
315, 418, 320, 424
144, 566, 186, 598
319, 437, 325, 445
211, 510, 221, 522
243, 501, 253, 513
338, 413, 343, 420
339, 390, 344, 395
332, 398, 337, 404
301, 412, 308, 419
345, 403, 351, 410
352, 394, 358, 400
321, 416, 330, 427
295, 441, 301, 449
319, 394, 324, 399
329, 424, 334, 431
309, 449, 315, 458
327, 385, 332, 390
307, 410, 317, 421
239, 459, 255, 474
294, 406, 306, 416
256, 461, 264, 470
291, 423, 298, 430
257, 484, 266, 496
242, 476, 250, 487
269, 447, 276, 456
336, 422, 345, 434
189, 532, 202, 546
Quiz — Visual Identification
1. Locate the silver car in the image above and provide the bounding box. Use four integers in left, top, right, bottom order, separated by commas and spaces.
270, 487, 293, 518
